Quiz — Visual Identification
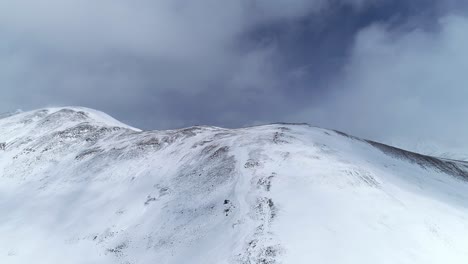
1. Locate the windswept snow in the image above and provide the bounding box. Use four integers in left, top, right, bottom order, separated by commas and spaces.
0, 107, 468, 264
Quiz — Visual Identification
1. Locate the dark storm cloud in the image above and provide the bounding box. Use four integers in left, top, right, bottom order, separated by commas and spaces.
1, 0, 468, 156
0, 0, 374, 126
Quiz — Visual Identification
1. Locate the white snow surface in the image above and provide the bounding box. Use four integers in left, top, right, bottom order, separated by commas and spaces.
1, 107, 468, 264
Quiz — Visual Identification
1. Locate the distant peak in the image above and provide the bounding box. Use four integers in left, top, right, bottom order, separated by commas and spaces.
2, 106, 141, 132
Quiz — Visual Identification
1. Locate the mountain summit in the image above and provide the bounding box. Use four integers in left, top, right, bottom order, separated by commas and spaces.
1, 107, 468, 264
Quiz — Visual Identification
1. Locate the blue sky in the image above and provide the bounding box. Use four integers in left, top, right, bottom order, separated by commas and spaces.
1, 0, 468, 155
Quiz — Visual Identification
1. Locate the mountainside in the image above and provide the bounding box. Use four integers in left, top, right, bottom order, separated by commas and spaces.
1, 107, 468, 264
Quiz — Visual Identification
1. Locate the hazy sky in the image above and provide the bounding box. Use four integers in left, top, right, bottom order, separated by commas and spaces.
1, 0, 468, 156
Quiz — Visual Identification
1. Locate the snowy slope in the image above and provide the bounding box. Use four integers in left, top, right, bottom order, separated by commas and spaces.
1, 107, 468, 264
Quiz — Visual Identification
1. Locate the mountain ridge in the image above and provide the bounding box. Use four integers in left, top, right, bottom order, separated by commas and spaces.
1, 107, 468, 264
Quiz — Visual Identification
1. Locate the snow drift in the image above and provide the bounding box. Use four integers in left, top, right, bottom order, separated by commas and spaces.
1, 107, 468, 264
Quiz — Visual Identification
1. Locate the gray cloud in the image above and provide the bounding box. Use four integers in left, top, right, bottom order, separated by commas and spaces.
1, 0, 468, 157
0, 0, 372, 122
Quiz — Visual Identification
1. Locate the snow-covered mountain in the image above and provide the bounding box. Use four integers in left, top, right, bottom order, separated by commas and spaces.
1, 107, 468, 264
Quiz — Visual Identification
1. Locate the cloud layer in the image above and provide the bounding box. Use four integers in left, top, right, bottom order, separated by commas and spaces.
1, 0, 468, 156
301, 14, 468, 156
